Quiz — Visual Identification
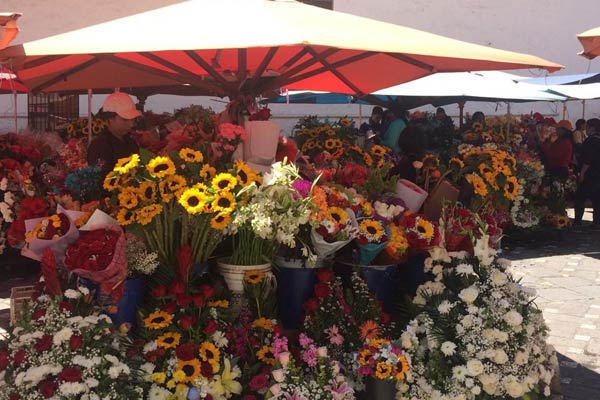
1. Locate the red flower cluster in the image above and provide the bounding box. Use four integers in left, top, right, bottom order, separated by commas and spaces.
335, 162, 368, 187
248, 107, 271, 121
400, 213, 441, 254
64, 229, 120, 272
7, 197, 48, 247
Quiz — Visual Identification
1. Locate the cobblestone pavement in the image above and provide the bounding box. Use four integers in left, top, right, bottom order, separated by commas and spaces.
504, 211, 600, 400
0, 210, 599, 398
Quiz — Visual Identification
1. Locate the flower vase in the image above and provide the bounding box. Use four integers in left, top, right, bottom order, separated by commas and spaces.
243, 120, 281, 173
110, 278, 145, 331
274, 256, 319, 330
217, 257, 272, 293
365, 377, 397, 400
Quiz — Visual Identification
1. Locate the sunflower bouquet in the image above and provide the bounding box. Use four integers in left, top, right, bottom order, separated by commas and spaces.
355, 217, 389, 265
311, 204, 359, 261
400, 212, 441, 254
104, 147, 261, 267
356, 338, 409, 382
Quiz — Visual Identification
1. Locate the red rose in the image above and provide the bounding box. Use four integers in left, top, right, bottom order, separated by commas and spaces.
316, 268, 335, 283
314, 282, 331, 298
59, 301, 73, 312
0, 352, 9, 371
176, 294, 193, 307
39, 379, 58, 398
32, 308, 46, 320
58, 367, 82, 383
200, 361, 214, 379
175, 342, 197, 361
273, 325, 283, 336
169, 280, 186, 296
205, 320, 218, 334
13, 349, 26, 365
35, 335, 53, 352
249, 374, 269, 391
162, 302, 177, 314
304, 298, 319, 313
69, 335, 83, 350
193, 295, 204, 307
150, 285, 167, 298
199, 284, 215, 298
178, 315, 196, 330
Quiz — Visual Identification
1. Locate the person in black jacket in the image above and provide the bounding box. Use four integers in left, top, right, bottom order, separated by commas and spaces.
574, 118, 600, 226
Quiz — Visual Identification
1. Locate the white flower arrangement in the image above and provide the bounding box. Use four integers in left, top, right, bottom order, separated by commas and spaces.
397, 239, 557, 400
125, 233, 159, 277
0, 289, 144, 399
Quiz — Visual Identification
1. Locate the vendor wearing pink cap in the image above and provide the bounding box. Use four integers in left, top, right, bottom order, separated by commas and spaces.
87, 92, 141, 176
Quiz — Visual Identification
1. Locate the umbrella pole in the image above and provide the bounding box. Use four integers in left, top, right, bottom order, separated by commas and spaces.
458, 101, 464, 129
87, 89, 93, 144
358, 104, 362, 126
13, 92, 17, 132
582, 99, 586, 119
562, 102, 567, 120
506, 102, 511, 143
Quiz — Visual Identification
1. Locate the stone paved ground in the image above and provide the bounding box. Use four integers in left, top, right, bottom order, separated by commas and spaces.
504, 209, 600, 400
0, 209, 599, 398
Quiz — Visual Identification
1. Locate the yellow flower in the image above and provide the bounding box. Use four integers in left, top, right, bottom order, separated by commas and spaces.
396, 356, 410, 380
176, 359, 201, 384
327, 206, 348, 225
244, 270, 265, 285
339, 117, 352, 127
209, 358, 242, 398
211, 173, 237, 192
143, 310, 173, 330
118, 189, 139, 210
472, 122, 484, 132
200, 164, 217, 181
235, 160, 260, 187
212, 191, 236, 213
359, 219, 385, 242
116, 208, 136, 226
151, 372, 166, 384
113, 154, 140, 175
370, 145, 388, 157
256, 345, 276, 365
178, 188, 207, 215
251, 318, 273, 331
484, 172, 499, 190
358, 348, 372, 366
211, 212, 231, 230
137, 181, 157, 203
147, 156, 176, 178
363, 153, 373, 167
172, 370, 186, 383
504, 176, 519, 201
178, 147, 203, 163
136, 204, 163, 225
103, 171, 121, 191
192, 182, 209, 195
449, 157, 464, 170
466, 174, 488, 197
157, 332, 181, 349
375, 362, 392, 379
324, 138, 342, 150
415, 217, 434, 239
199, 341, 221, 370
478, 163, 493, 176
159, 175, 187, 203
422, 154, 440, 169
207, 300, 230, 308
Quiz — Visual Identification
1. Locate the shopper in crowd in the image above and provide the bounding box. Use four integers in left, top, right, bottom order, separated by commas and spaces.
359, 106, 384, 141
471, 111, 485, 126
540, 120, 573, 179
430, 107, 455, 149
572, 118, 587, 169
574, 118, 600, 226
381, 106, 407, 154
87, 92, 141, 177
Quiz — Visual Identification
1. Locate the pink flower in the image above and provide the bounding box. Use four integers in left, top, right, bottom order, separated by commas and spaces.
278, 351, 291, 367
269, 384, 281, 396
272, 335, 289, 358
301, 345, 318, 367
325, 325, 344, 346
298, 333, 314, 349
271, 369, 285, 383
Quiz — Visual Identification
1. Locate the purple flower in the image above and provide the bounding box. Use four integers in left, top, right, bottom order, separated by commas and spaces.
291, 179, 312, 199
284, 392, 306, 400
298, 333, 314, 349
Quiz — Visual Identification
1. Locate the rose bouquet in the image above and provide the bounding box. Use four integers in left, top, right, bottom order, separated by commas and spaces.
0, 287, 143, 399
6, 196, 47, 248
398, 242, 557, 399
400, 212, 441, 255
265, 333, 355, 400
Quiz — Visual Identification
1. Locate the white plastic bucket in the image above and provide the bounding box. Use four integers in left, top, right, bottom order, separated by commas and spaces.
395, 179, 428, 212
217, 257, 272, 293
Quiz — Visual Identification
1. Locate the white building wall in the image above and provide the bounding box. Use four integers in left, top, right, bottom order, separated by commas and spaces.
2, 0, 600, 133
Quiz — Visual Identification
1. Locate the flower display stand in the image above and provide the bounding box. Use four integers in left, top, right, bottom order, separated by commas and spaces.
110, 278, 145, 331
274, 257, 319, 330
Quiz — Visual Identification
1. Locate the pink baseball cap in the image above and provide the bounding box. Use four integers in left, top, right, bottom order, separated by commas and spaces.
102, 92, 142, 120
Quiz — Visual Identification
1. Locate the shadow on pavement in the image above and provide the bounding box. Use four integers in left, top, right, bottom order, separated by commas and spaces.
557, 352, 600, 400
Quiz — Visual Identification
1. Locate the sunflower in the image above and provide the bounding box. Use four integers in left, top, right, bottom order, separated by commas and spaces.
326, 207, 348, 225
357, 348, 372, 366
324, 138, 342, 150
147, 156, 176, 178
503, 176, 519, 201
415, 217, 434, 239
251, 318, 273, 331
359, 219, 385, 242
113, 154, 140, 175
136, 204, 163, 226
363, 153, 373, 167
244, 270, 265, 285
210, 212, 231, 230
478, 163, 493, 176
472, 122, 484, 132
555, 215, 570, 229
256, 345, 276, 365
137, 181, 157, 202
370, 145, 388, 157
116, 208, 136, 226
326, 128, 336, 136
176, 359, 201, 384
212, 191, 236, 213
211, 173, 237, 192
143, 310, 173, 330
466, 174, 488, 197
375, 362, 392, 379
359, 320, 380, 341
207, 300, 229, 308
235, 160, 257, 187
422, 154, 440, 169
178, 147, 203, 163
448, 157, 464, 170
375, 157, 385, 169
484, 172, 499, 190
198, 341, 221, 372
481, 131, 493, 142
200, 164, 217, 181
339, 117, 352, 127
396, 355, 410, 379
118, 189, 139, 210
503, 155, 517, 170
178, 188, 207, 215
157, 332, 182, 349
66, 124, 76, 136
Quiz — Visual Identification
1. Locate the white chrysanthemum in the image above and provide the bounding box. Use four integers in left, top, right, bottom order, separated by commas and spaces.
64, 289, 81, 299
455, 263, 474, 276
437, 300, 453, 314
458, 287, 479, 304
490, 270, 508, 287
452, 365, 468, 381
60, 382, 86, 395
53, 327, 73, 346
503, 311, 523, 327
440, 341, 457, 356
